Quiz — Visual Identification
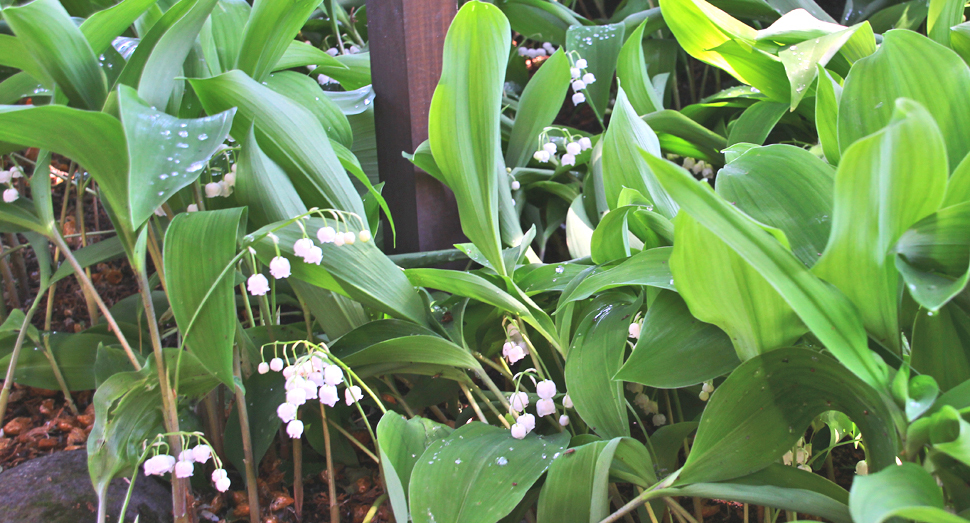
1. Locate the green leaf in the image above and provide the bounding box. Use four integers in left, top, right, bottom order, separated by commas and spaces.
274, 40, 349, 76
0, 333, 113, 391
190, 70, 367, 222
616, 20, 664, 115
894, 202, 970, 311
409, 422, 570, 523
838, 30, 970, 170
198, 0, 250, 75
557, 247, 675, 311
727, 101, 788, 146
927, 0, 965, 47
814, 65, 842, 165
428, 1, 511, 275
672, 211, 806, 360
233, 124, 307, 227
536, 438, 624, 523
849, 462, 965, 523
51, 236, 125, 284
377, 412, 454, 523
164, 208, 244, 386
616, 290, 740, 388
912, 302, 970, 392
566, 22, 624, 121
506, 49, 571, 169
3, 0, 106, 110
497, 0, 583, 46
224, 369, 284, 478
679, 348, 899, 484
929, 404, 970, 467
337, 335, 481, 372
236, 0, 318, 81
716, 144, 835, 268
118, 85, 235, 228
779, 24, 870, 110
815, 99, 948, 351
264, 71, 353, 149
314, 52, 372, 92
565, 293, 640, 438
79, 0, 159, 55
945, 153, 970, 207
645, 152, 888, 388
601, 88, 675, 217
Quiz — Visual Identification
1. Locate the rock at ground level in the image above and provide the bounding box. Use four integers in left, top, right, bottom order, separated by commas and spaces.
0, 448, 172, 523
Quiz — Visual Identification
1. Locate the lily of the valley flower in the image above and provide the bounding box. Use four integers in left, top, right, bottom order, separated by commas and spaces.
628, 322, 642, 339
572, 92, 586, 105
511, 180, 521, 190
3, 188, 18, 203
559, 414, 570, 426
565, 142, 582, 156
211, 469, 231, 492
269, 357, 284, 372
319, 384, 339, 407
277, 402, 297, 423
286, 419, 304, 438
174, 459, 194, 478
247, 274, 270, 296
317, 226, 338, 243
536, 398, 556, 417
563, 393, 573, 409
536, 380, 557, 399
204, 182, 222, 199
561, 153, 576, 166
345, 385, 363, 405
191, 445, 211, 464
257, 361, 270, 374
533, 150, 551, 163
509, 391, 529, 412
359, 230, 372, 242
579, 137, 593, 150
855, 460, 868, 475
269, 256, 291, 279
294, 238, 315, 258
324, 365, 344, 386
502, 341, 527, 365
652, 413, 667, 426
144, 454, 176, 476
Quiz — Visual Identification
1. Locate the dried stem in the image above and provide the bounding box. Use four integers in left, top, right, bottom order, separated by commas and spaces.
233, 345, 261, 523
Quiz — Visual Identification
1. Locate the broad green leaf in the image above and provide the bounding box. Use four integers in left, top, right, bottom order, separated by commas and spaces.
716, 144, 835, 267
815, 65, 842, 164
849, 462, 965, 523
565, 293, 640, 438
0, 35, 51, 88
927, 0, 965, 47
264, 71, 353, 149
894, 202, 970, 311
118, 85, 235, 228
679, 348, 899, 484
428, 1, 510, 275
236, 0, 318, 81
815, 99, 948, 351
778, 24, 871, 110
565, 23, 624, 122
557, 247, 674, 310
672, 211, 806, 360
51, 236, 125, 284
675, 464, 851, 523
945, 153, 970, 206
601, 88, 675, 217
616, 290, 740, 388
337, 335, 481, 372
3, 0, 106, 110
645, 152, 888, 388
224, 369, 284, 478
376, 412, 454, 523
616, 20, 664, 116
273, 40, 349, 76
409, 422, 570, 523
838, 30, 970, 170
506, 49, 570, 168
314, 52, 372, 92
536, 438, 623, 523
0, 72, 48, 105
727, 100, 788, 146
642, 110, 727, 164
198, 0, 250, 75
79, 0, 159, 55
912, 303, 970, 392
0, 332, 114, 391
190, 70, 367, 222
497, 0, 583, 46
929, 404, 970, 467
248, 219, 428, 326
164, 208, 244, 386
590, 207, 637, 265
234, 124, 307, 227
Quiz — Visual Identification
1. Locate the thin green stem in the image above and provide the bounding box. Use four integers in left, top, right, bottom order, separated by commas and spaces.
233, 345, 261, 523
0, 291, 46, 424
327, 417, 379, 463
320, 403, 341, 523
40, 333, 78, 415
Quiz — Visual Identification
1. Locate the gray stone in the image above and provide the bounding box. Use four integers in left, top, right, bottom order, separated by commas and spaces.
0, 449, 172, 523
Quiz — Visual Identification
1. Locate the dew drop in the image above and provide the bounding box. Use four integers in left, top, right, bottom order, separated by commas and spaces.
176, 143, 189, 149
198, 133, 208, 140
178, 130, 189, 138
496, 457, 508, 466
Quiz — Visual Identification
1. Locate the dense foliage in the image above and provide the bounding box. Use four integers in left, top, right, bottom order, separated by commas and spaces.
0, 0, 968, 522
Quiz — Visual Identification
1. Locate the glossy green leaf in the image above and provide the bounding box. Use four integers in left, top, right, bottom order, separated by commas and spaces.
164, 208, 244, 386
198, 0, 250, 74
716, 144, 835, 268
643, 110, 727, 164
506, 50, 570, 168
894, 202, 970, 311
50, 236, 124, 285
264, 71, 353, 149
234, 124, 307, 227
3, 0, 107, 110
313, 52, 372, 92
565, 293, 640, 438
497, 0, 583, 46
727, 101, 788, 146
679, 348, 898, 484
645, 153, 888, 388
590, 207, 636, 264
190, 70, 366, 222
409, 422, 570, 523
929, 404, 970, 467
616, 290, 740, 388
815, 99, 948, 351
945, 154, 970, 207
601, 88, 674, 217
274, 40, 349, 75
927, 0, 965, 47
779, 24, 869, 110
79, 0, 159, 55
849, 463, 965, 523
338, 335, 481, 372
672, 211, 806, 360
224, 369, 285, 478
557, 247, 674, 310
0, 332, 114, 391
376, 412, 454, 523
815, 65, 842, 165
566, 23, 624, 121
236, 0, 318, 81
616, 20, 664, 115
536, 438, 623, 523
838, 30, 970, 170
428, 1, 510, 275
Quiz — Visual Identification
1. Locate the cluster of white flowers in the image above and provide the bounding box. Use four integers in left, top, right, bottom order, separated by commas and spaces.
307, 42, 361, 85
0, 166, 23, 203
247, 220, 372, 296
258, 351, 363, 439
782, 437, 812, 472
680, 157, 714, 179
204, 163, 236, 199
144, 442, 230, 492
569, 58, 595, 105
509, 380, 570, 439
533, 136, 592, 166
631, 388, 665, 426
502, 324, 529, 365
517, 41, 556, 59
698, 381, 714, 401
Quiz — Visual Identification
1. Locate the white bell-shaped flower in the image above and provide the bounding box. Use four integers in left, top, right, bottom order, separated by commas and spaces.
144, 454, 176, 476
509, 391, 529, 412
294, 238, 315, 258
855, 460, 868, 476
342, 231, 356, 245
572, 80, 586, 91
257, 361, 270, 374
682, 157, 696, 171
533, 150, 551, 163
572, 92, 586, 105
535, 48, 547, 57
9, 166, 22, 178
286, 419, 304, 438
204, 182, 222, 198
782, 450, 794, 466
2, 188, 18, 203
0, 170, 11, 184
565, 142, 582, 156
319, 384, 339, 407
652, 413, 667, 426
503, 342, 527, 364
562, 393, 573, 409
511, 180, 521, 190
575, 58, 588, 69
174, 459, 194, 478
359, 230, 372, 243
269, 256, 291, 279
285, 376, 307, 391
582, 72, 596, 84
345, 385, 363, 405
542, 142, 557, 155
308, 371, 325, 387
542, 42, 555, 53
629, 322, 641, 339
286, 387, 307, 406
511, 422, 528, 439
518, 413, 536, 432
579, 137, 593, 150
269, 357, 284, 372
536, 398, 556, 417
303, 246, 324, 265
317, 226, 337, 243
561, 154, 576, 166
699, 390, 710, 402
247, 274, 270, 296
559, 414, 569, 426
282, 366, 295, 379
536, 380, 557, 399
570, 67, 581, 79
186, 204, 199, 212
518, 47, 529, 57
191, 445, 211, 464
702, 382, 714, 393
211, 469, 231, 492
333, 233, 345, 247
277, 402, 298, 422
323, 365, 344, 386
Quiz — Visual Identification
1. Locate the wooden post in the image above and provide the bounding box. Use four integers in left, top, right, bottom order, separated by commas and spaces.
366, 0, 465, 254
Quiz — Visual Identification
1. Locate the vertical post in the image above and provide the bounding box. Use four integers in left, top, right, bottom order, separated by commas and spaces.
366, 0, 465, 254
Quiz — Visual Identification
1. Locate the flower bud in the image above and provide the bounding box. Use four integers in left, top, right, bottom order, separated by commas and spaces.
286, 419, 304, 438
326, 48, 339, 56
269, 357, 284, 372
652, 413, 667, 426
186, 204, 198, 212
559, 414, 570, 426
682, 157, 696, 171
536, 380, 557, 399
317, 226, 337, 243
277, 402, 297, 422
511, 180, 521, 190
562, 393, 573, 409
536, 398, 556, 417
257, 362, 269, 374
518, 47, 529, 57
204, 182, 222, 198
319, 384, 339, 407
535, 48, 547, 57
3, 188, 18, 203
345, 385, 363, 405
247, 274, 270, 296
343, 231, 356, 245
628, 322, 641, 339
565, 142, 582, 156
509, 391, 529, 412
699, 390, 710, 402
855, 460, 868, 475
702, 382, 714, 393
359, 230, 372, 242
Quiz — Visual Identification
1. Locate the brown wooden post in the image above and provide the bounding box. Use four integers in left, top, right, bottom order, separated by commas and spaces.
366, 0, 465, 254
